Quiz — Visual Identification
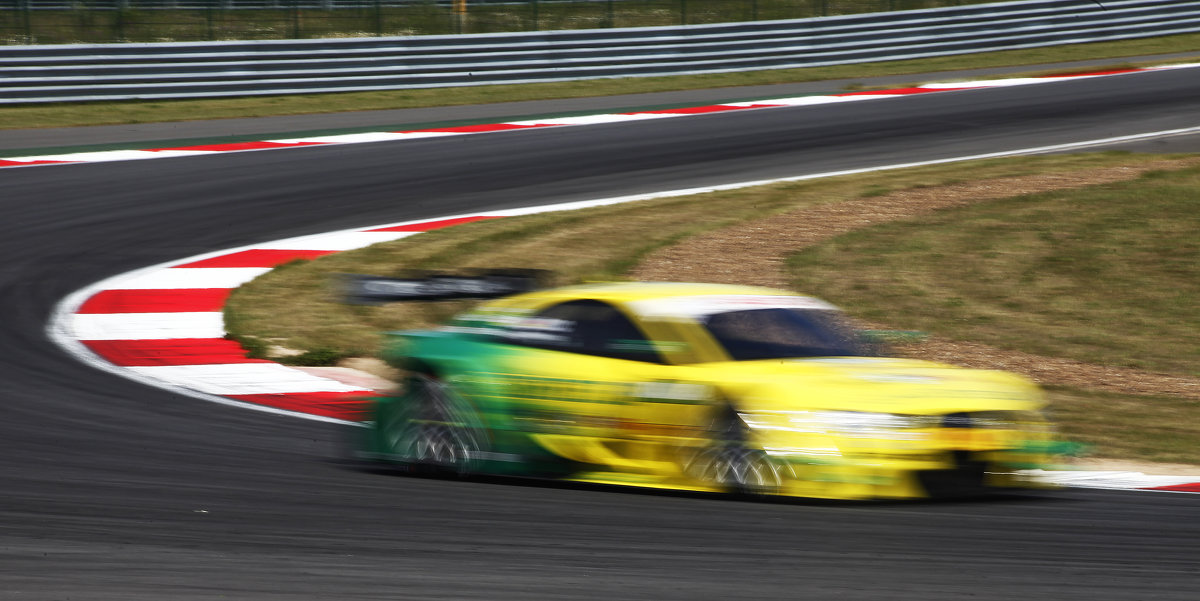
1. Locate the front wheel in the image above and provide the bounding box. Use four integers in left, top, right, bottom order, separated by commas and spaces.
680, 407, 783, 494
682, 443, 783, 494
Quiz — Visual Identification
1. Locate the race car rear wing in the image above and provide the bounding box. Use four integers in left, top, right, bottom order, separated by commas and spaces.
340, 270, 549, 305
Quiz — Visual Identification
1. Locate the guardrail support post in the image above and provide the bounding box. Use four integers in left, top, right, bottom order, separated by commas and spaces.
291, 0, 301, 39
116, 0, 128, 42
21, 0, 33, 43
454, 0, 467, 34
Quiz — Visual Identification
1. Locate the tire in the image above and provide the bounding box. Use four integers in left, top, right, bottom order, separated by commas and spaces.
376, 373, 485, 476
681, 406, 783, 494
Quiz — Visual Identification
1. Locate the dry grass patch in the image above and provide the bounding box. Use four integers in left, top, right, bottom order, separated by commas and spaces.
1047, 387, 1200, 465
630, 159, 1200, 287
785, 159, 1200, 377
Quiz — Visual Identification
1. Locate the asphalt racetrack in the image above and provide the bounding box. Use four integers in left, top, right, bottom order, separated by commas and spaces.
4, 62, 1200, 599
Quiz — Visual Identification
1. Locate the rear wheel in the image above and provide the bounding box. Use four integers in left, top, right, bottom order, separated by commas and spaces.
376, 373, 485, 476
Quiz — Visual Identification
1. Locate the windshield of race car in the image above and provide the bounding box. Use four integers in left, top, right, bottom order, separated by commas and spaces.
623, 294, 869, 361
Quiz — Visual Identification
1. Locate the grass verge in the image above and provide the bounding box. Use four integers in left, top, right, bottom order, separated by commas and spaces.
3, 33, 1200, 130
1048, 386, 1200, 465
786, 164, 1200, 376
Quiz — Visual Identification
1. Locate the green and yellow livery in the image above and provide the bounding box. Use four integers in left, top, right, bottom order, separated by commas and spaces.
358, 282, 1064, 500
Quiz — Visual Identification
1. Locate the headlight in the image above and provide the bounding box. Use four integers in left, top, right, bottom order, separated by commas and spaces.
738, 410, 823, 433
739, 410, 932, 438
818, 411, 916, 430
815, 411, 936, 439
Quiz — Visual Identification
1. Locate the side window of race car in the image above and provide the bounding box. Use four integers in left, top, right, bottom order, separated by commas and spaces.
703, 308, 866, 360
506, 300, 665, 363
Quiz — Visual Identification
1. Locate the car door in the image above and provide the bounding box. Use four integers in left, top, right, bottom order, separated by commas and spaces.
494, 299, 715, 473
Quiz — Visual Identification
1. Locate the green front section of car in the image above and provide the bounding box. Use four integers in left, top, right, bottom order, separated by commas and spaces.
361, 330, 617, 477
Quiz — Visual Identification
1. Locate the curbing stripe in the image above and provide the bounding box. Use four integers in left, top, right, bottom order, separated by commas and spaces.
73, 311, 226, 340
367, 216, 498, 232
174, 249, 339, 268
1149, 482, 1200, 493
151, 141, 326, 152
253, 230, 416, 251
1029, 470, 1200, 492
78, 289, 232, 314
126, 363, 368, 395
109, 267, 273, 290
225, 391, 379, 421
82, 338, 272, 367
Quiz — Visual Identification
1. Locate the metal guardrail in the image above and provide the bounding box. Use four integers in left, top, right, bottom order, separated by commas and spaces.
1, 0, 1198, 104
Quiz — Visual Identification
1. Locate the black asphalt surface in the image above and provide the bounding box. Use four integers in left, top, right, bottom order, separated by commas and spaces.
3, 63, 1200, 600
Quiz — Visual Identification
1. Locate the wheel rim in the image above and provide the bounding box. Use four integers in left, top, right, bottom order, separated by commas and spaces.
682, 406, 784, 493
686, 444, 782, 493
382, 374, 483, 474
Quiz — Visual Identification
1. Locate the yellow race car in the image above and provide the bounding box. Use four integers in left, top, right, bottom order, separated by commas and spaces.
357, 280, 1064, 500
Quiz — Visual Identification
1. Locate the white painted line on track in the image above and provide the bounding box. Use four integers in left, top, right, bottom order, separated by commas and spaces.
507, 114, 676, 126
129, 363, 368, 395
106, 267, 274, 290
3, 150, 165, 163
72, 312, 226, 340
1031, 470, 1200, 492
274, 132, 458, 144
253, 231, 419, 251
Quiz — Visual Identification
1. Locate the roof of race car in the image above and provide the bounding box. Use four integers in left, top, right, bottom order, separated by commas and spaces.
476, 281, 840, 316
